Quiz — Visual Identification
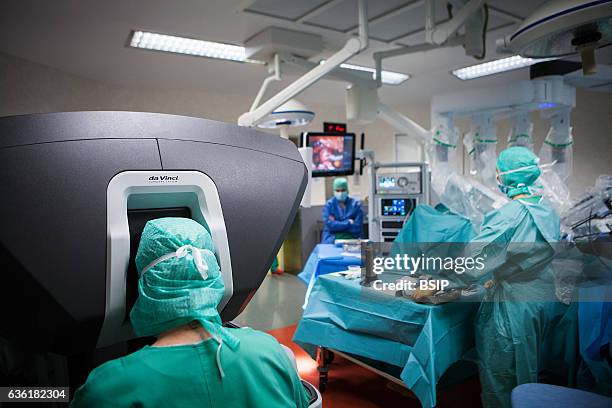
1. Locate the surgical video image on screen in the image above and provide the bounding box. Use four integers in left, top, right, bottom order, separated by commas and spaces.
307, 133, 355, 177
311, 135, 345, 171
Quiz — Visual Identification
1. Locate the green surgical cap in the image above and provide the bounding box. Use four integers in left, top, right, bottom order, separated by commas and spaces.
333, 177, 349, 191
130, 217, 238, 349
496, 146, 541, 198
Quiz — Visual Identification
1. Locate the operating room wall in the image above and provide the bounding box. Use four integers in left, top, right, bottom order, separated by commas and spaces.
0, 52, 262, 125
0, 51, 426, 205
566, 89, 612, 192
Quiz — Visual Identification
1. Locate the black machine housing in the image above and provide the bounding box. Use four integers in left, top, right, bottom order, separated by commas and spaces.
0, 112, 307, 363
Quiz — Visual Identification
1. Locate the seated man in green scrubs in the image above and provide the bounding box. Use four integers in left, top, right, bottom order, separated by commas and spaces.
72, 218, 310, 408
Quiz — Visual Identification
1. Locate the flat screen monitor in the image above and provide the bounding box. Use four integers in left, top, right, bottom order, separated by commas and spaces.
305, 132, 355, 177
380, 198, 415, 217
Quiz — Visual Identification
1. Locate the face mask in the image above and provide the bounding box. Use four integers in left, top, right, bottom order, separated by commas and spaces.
334, 191, 348, 202
140, 244, 209, 280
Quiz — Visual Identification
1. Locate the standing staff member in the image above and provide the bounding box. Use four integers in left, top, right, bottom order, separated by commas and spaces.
322, 177, 363, 244
459, 147, 573, 408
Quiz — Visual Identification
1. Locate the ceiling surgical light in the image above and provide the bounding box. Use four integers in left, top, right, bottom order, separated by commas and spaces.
256, 99, 315, 129
497, 0, 612, 75
451, 55, 557, 80
128, 30, 264, 64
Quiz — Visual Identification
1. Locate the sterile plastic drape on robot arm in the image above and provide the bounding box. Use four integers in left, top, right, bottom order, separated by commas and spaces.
429, 117, 461, 197
538, 169, 572, 215
439, 173, 508, 231
533, 108, 574, 218
464, 114, 498, 189
430, 114, 508, 231
539, 108, 574, 181
507, 112, 534, 149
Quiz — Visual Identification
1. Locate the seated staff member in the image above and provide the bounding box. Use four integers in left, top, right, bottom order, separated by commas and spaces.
321, 177, 363, 244
71, 218, 310, 408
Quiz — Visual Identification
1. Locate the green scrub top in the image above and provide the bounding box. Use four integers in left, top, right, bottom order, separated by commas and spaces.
71, 327, 310, 408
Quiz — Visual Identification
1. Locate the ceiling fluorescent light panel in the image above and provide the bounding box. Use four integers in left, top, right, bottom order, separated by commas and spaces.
452, 55, 557, 80
129, 30, 263, 64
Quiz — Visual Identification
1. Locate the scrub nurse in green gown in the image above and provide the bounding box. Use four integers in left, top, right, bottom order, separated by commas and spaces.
459, 147, 576, 408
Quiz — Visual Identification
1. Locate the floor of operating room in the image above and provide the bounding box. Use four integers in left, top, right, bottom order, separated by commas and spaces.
234, 273, 482, 408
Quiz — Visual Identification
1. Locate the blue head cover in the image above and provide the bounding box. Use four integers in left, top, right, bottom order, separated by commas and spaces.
496, 146, 542, 198
130, 217, 239, 349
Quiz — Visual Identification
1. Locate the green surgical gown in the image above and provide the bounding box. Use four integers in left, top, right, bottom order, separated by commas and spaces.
460, 198, 578, 408
71, 327, 310, 408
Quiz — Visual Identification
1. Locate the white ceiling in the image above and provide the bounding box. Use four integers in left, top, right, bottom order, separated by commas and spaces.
0, 0, 606, 108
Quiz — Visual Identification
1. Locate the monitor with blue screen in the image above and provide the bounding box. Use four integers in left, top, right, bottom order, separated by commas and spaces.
381, 198, 409, 217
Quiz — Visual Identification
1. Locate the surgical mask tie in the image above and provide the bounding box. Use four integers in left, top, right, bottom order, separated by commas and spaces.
498, 164, 537, 176
497, 160, 556, 177
140, 244, 209, 280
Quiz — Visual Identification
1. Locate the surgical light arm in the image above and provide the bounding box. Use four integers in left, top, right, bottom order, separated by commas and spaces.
377, 103, 429, 143
373, 35, 465, 88
250, 54, 282, 112
238, 0, 369, 127
425, 0, 485, 46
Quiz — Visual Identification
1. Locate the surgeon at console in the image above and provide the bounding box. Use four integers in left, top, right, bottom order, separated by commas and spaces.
321, 177, 363, 244
72, 218, 309, 408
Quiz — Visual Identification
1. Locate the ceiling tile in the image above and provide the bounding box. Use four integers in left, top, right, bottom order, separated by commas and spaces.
486, 0, 549, 20
244, 0, 331, 21
368, 0, 450, 42
305, 0, 415, 32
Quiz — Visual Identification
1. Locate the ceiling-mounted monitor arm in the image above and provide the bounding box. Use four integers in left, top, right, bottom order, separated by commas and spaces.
372, 1, 484, 87
373, 35, 465, 87
238, 0, 369, 127
281, 53, 377, 89
425, 0, 485, 45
